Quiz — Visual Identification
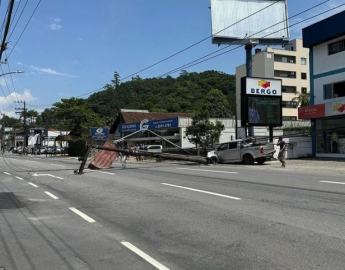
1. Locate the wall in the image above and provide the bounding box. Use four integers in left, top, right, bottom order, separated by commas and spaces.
314, 73, 345, 105
273, 137, 312, 159
313, 36, 345, 76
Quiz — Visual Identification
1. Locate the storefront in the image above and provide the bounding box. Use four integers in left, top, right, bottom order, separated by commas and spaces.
299, 101, 345, 157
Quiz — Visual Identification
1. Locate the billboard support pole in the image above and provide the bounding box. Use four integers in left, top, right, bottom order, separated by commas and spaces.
269, 126, 274, 143
245, 45, 254, 137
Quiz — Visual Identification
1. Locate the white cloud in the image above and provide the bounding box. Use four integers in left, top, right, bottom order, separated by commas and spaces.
50, 18, 62, 31
0, 89, 37, 109
29, 65, 80, 78
71, 60, 80, 65
50, 23, 62, 31
16, 61, 23, 65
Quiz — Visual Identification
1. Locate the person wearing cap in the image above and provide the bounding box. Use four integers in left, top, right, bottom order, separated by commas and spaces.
277, 136, 286, 167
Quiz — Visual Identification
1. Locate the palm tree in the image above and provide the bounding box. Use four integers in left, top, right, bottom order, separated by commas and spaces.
292, 92, 310, 107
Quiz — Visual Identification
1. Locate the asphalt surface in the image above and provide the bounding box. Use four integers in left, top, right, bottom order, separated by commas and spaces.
0, 154, 344, 270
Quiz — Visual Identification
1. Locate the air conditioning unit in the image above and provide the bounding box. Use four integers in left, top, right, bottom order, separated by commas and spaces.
289, 60, 294, 63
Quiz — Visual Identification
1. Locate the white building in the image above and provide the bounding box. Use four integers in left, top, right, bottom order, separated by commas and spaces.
300, 11, 345, 158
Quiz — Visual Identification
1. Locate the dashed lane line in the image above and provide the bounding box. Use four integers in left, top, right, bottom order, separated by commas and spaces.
161, 183, 242, 200
50, 164, 66, 167
121, 241, 170, 270
320, 181, 345, 185
176, 168, 238, 174
3, 172, 11, 175
15, 176, 23, 180
45, 191, 59, 200
69, 207, 96, 223
28, 182, 38, 188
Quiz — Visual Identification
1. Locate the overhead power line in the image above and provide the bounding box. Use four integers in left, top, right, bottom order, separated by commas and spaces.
27, 0, 335, 107
0, 0, 15, 62
119, 0, 283, 82
7, 0, 41, 59
158, 0, 335, 78
8, 0, 28, 40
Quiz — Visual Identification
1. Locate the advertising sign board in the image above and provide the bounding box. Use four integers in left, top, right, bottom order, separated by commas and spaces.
325, 100, 345, 117
298, 104, 325, 119
241, 77, 282, 127
211, 0, 289, 44
91, 127, 109, 139
119, 117, 179, 133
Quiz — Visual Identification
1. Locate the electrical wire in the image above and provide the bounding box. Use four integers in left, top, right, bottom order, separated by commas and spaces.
0, 1, 10, 41
7, 0, 41, 59
26, 0, 334, 106
8, 0, 28, 40
9, 0, 21, 28
119, 0, 284, 82
4, 51, 20, 102
0, 65, 16, 103
157, 1, 344, 78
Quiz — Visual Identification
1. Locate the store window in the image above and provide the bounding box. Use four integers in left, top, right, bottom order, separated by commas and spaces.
324, 81, 345, 100
316, 118, 345, 154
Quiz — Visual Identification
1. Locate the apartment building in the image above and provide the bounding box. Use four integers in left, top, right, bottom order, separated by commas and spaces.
236, 39, 310, 121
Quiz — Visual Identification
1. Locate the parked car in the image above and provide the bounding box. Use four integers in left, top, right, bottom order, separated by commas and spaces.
141, 145, 163, 153
207, 138, 275, 165
47, 147, 57, 154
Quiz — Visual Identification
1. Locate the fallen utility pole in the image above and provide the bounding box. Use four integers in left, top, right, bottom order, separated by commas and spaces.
76, 144, 209, 175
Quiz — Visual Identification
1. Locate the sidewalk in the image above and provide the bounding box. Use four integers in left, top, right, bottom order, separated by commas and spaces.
246, 158, 345, 175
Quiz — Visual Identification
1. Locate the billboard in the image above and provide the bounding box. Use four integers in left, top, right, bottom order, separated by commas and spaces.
247, 96, 281, 125
211, 0, 289, 44
241, 77, 282, 126
91, 127, 109, 139
119, 117, 179, 133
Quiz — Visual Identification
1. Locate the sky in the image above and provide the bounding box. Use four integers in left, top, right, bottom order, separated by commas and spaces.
0, 0, 344, 117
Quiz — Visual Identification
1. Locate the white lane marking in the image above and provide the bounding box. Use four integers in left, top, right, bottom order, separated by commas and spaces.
121, 241, 170, 270
28, 182, 38, 188
99, 171, 116, 175
4, 172, 11, 175
177, 168, 238, 174
32, 173, 64, 180
50, 164, 65, 167
15, 176, 23, 180
23, 165, 39, 169
162, 183, 242, 200
320, 181, 345, 185
45, 191, 59, 200
69, 207, 96, 223
85, 169, 116, 175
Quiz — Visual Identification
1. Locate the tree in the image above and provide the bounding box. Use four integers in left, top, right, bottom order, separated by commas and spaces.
203, 89, 232, 118
53, 98, 104, 136
1, 115, 22, 128
292, 92, 310, 107
185, 110, 224, 155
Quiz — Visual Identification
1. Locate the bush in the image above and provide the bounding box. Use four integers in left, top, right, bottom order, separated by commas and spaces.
68, 139, 87, 157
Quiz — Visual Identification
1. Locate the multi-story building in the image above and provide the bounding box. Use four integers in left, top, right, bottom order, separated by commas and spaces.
236, 39, 310, 121
299, 11, 345, 158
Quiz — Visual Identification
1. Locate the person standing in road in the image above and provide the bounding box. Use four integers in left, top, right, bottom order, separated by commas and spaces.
277, 136, 286, 167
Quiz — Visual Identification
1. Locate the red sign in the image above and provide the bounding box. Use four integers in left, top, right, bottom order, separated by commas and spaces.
298, 104, 325, 119
88, 142, 118, 170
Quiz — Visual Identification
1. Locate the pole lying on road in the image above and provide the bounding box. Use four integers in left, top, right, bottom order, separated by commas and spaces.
76, 143, 209, 174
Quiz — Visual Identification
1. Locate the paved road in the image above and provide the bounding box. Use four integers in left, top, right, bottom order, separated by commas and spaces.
0, 154, 344, 269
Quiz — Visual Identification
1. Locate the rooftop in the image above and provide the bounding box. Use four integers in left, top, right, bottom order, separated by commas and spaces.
303, 10, 345, 48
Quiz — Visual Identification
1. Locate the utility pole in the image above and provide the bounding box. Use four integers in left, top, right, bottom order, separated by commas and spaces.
0, 112, 5, 153
0, 0, 15, 61
15, 101, 27, 149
